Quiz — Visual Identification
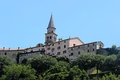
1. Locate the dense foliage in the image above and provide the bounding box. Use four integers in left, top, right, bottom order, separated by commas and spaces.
1, 52, 120, 80
27, 55, 58, 74
0, 56, 14, 76
0, 65, 36, 80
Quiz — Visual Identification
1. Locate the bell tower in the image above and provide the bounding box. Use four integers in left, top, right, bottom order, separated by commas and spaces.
45, 15, 57, 45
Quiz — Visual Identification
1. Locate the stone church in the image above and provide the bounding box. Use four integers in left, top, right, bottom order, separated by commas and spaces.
0, 15, 104, 63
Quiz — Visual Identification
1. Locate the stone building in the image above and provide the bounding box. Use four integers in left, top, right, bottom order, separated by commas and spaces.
0, 15, 104, 63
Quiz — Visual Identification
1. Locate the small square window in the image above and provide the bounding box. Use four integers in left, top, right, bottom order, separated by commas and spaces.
52, 48, 54, 51
57, 52, 60, 55
47, 48, 50, 50
73, 44, 76, 46
78, 51, 80, 55
57, 46, 61, 49
63, 50, 66, 54
87, 50, 89, 52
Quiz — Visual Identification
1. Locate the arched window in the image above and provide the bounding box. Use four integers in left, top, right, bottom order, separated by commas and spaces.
50, 36, 52, 39
47, 37, 49, 39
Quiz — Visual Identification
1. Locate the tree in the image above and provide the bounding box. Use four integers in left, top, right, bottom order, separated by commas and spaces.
77, 53, 96, 71
21, 58, 28, 65
43, 61, 89, 80
56, 56, 70, 63
0, 65, 36, 80
28, 55, 57, 74
112, 45, 117, 49
43, 61, 70, 80
115, 54, 120, 69
69, 66, 89, 80
0, 55, 14, 76
94, 54, 105, 75
101, 55, 117, 71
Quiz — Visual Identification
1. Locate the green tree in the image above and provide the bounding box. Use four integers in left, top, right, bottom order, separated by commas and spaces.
43, 61, 70, 80
28, 55, 57, 74
115, 54, 120, 69
101, 73, 119, 80
56, 56, 70, 63
43, 61, 89, 80
101, 55, 117, 71
94, 54, 105, 75
69, 66, 89, 80
77, 53, 96, 71
0, 65, 36, 80
0, 55, 14, 76
112, 45, 117, 49
21, 58, 28, 65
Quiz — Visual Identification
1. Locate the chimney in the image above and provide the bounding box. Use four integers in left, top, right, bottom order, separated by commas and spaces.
3, 47, 5, 50
18, 47, 20, 50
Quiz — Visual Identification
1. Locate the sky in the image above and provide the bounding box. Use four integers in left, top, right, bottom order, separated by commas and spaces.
0, 0, 120, 48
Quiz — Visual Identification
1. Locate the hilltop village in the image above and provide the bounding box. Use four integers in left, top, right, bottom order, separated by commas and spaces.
0, 15, 104, 63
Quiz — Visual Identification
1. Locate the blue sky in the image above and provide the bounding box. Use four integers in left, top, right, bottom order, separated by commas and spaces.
0, 0, 120, 48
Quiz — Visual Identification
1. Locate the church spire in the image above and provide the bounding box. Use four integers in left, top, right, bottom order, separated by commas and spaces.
48, 14, 55, 28
45, 15, 57, 45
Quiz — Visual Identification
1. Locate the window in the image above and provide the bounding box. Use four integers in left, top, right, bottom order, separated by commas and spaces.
87, 50, 89, 52
57, 52, 60, 55
47, 37, 49, 39
58, 42, 60, 44
5, 52, 7, 55
47, 53, 50, 55
70, 53, 73, 56
52, 48, 54, 52
93, 43, 94, 46
93, 49, 95, 51
73, 44, 76, 46
47, 48, 50, 50
63, 50, 66, 54
50, 36, 52, 39
64, 45, 66, 48
78, 51, 80, 55
31, 50, 33, 52
52, 53, 54, 55
71, 48, 73, 50
52, 44, 54, 46
57, 46, 61, 49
